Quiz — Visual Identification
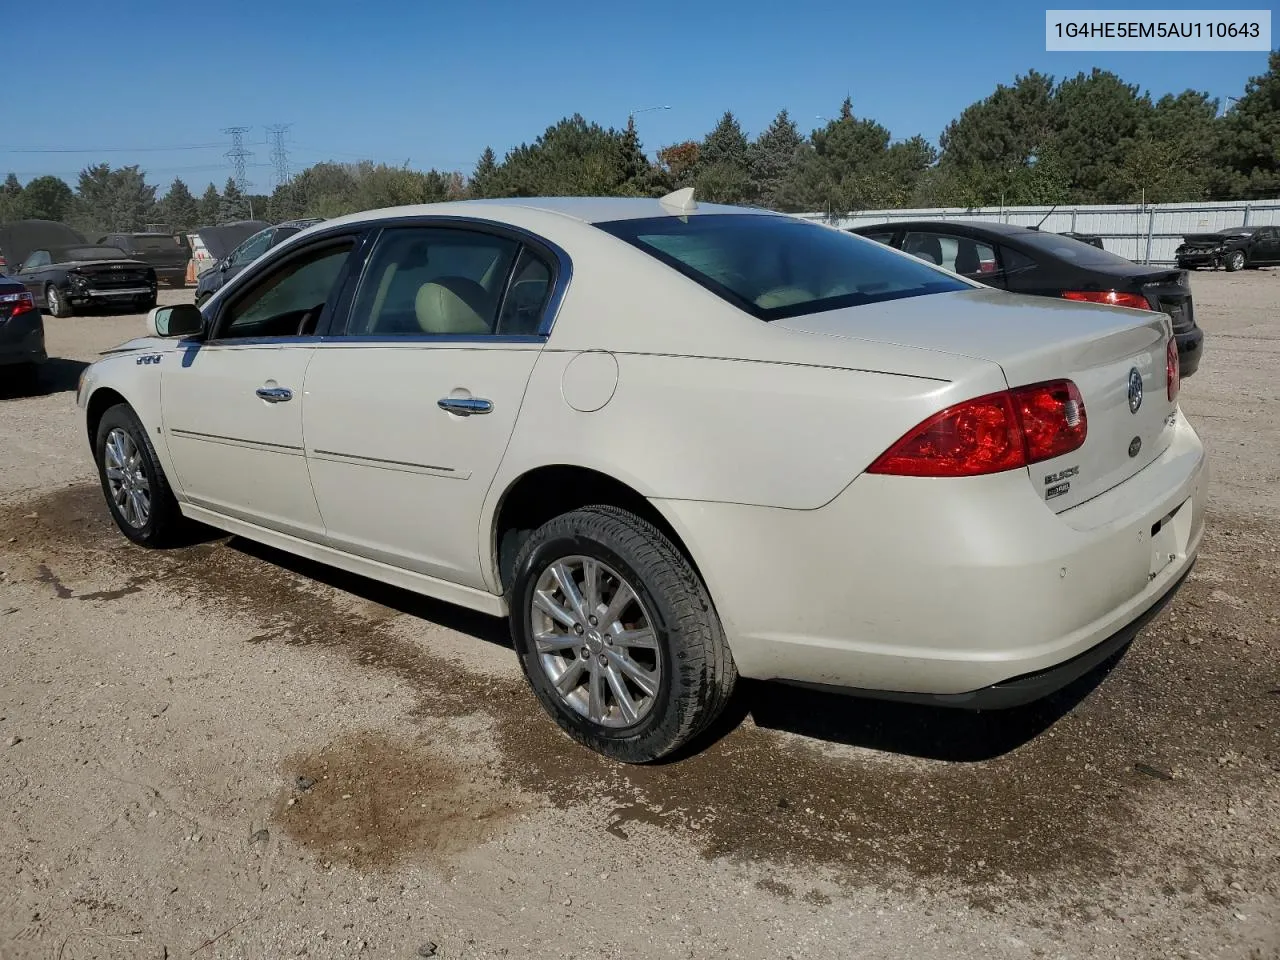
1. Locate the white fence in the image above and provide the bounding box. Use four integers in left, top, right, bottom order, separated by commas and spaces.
798, 199, 1280, 265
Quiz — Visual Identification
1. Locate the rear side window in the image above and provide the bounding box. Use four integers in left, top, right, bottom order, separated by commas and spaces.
595, 214, 968, 321
856, 230, 896, 245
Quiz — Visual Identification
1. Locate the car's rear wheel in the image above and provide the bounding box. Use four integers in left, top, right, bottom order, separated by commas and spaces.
509, 506, 736, 763
45, 284, 72, 318
93, 403, 184, 547
1227, 250, 1246, 272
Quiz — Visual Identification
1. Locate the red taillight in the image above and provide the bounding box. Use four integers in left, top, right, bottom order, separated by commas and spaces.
1166, 337, 1179, 403
867, 380, 1087, 478
1061, 289, 1151, 311
1, 291, 34, 318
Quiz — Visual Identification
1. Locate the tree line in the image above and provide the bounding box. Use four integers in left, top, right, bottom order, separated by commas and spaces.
1, 54, 1276, 236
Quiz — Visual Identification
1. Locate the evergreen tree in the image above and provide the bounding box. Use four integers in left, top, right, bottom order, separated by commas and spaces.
696, 111, 753, 203
219, 177, 248, 222
19, 176, 74, 222
469, 147, 499, 198
74, 163, 157, 232
197, 183, 220, 226
2, 173, 21, 198
159, 178, 200, 232
750, 110, 803, 210
1218, 51, 1280, 199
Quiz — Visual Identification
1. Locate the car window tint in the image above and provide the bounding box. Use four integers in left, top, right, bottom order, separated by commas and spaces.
230, 229, 273, 266
1001, 246, 1036, 272
596, 214, 968, 321
901, 232, 997, 276
347, 227, 520, 337
25, 250, 51, 269
497, 248, 553, 335
220, 242, 353, 339
857, 231, 896, 246
1017, 231, 1139, 268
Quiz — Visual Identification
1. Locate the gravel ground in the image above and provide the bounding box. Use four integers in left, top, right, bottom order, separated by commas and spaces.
0, 274, 1277, 960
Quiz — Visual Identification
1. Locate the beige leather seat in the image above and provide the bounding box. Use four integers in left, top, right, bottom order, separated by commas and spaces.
414, 276, 492, 335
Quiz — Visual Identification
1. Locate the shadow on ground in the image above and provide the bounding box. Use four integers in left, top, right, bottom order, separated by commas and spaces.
0, 358, 89, 400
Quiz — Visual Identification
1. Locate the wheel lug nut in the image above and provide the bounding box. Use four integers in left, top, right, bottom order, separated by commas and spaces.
574, 624, 584, 635
581, 647, 590, 658
598, 655, 608, 665
588, 616, 598, 626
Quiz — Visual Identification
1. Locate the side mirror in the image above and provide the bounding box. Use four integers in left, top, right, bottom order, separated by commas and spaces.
147, 304, 204, 338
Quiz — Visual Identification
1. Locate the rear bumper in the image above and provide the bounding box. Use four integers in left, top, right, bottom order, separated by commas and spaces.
0, 317, 47, 365
1176, 326, 1204, 378
653, 410, 1207, 701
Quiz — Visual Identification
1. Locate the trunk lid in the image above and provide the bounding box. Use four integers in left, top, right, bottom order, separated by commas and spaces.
69, 259, 152, 288
775, 287, 1178, 512
1137, 268, 1195, 333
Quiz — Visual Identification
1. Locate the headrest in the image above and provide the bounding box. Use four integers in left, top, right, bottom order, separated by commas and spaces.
414, 276, 491, 335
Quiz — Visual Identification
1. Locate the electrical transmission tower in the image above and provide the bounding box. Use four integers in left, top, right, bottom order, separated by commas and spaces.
221, 126, 253, 192
266, 124, 293, 188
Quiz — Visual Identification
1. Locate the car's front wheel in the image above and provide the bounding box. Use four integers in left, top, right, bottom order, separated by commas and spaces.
45, 284, 72, 318
1227, 250, 1246, 272
509, 506, 737, 763
93, 403, 185, 547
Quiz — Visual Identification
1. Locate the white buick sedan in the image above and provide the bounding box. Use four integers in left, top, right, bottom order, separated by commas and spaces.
76, 192, 1207, 762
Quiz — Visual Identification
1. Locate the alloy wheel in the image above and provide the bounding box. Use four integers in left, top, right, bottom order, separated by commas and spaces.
529, 555, 662, 728
103, 427, 151, 528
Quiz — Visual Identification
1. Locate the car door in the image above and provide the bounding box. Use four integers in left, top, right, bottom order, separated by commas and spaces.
16, 250, 52, 301
901, 230, 1006, 288
160, 231, 362, 540
302, 221, 559, 590
1256, 227, 1280, 264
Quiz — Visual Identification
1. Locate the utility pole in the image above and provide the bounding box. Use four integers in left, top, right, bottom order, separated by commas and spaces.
222, 126, 253, 193
266, 123, 293, 189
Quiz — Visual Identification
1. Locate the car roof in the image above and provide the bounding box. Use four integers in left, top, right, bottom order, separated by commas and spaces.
313, 196, 782, 232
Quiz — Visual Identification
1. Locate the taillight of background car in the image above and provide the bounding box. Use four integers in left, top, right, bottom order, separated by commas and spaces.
1167, 338, 1180, 402
1060, 290, 1151, 310
867, 380, 1088, 478
0, 290, 36, 319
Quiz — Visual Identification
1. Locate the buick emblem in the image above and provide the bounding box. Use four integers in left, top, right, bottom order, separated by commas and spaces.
1127, 368, 1143, 414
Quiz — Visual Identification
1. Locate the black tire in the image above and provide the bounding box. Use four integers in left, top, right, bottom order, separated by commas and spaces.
1226, 250, 1246, 272
93, 402, 185, 548
509, 506, 736, 763
45, 284, 72, 318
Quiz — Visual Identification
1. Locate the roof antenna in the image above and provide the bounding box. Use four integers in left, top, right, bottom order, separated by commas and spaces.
1033, 204, 1057, 231
660, 187, 697, 213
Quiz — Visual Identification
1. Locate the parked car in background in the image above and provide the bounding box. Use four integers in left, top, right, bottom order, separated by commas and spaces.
1175, 226, 1280, 272
193, 218, 324, 306
0, 219, 87, 279
14, 243, 157, 317
97, 232, 191, 287
0, 274, 44, 387
76, 194, 1204, 763
851, 219, 1204, 378
186, 220, 271, 279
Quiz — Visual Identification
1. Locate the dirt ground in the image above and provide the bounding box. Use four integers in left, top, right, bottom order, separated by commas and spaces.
0, 272, 1277, 960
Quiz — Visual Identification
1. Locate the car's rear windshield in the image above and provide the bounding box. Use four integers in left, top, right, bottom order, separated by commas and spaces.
594, 213, 970, 321
53, 246, 129, 261
1016, 231, 1138, 268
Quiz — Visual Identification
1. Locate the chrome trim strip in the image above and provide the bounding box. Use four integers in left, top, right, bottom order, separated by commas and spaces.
86, 287, 152, 297
169, 428, 304, 455
310, 448, 468, 479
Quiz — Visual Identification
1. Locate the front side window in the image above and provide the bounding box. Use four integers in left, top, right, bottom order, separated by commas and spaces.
346, 227, 524, 337
218, 241, 354, 340
24, 250, 51, 269
595, 214, 968, 321
229, 229, 274, 267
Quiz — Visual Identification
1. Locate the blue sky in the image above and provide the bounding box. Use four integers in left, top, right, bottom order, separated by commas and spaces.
4, 0, 1272, 193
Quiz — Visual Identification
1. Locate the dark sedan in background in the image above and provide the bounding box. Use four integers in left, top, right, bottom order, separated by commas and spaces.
0, 276, 45, 387
97, 231, 191, 286
850, 219, 1204, 378
13, 244, 157, 318
1175, 226, 1280, 272
194, 218, 324, 305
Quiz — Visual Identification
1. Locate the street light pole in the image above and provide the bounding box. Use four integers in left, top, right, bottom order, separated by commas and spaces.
628, 104, 671, 125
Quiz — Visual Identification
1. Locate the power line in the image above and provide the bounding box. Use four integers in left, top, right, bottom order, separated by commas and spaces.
2, 142, 225, 154
221, 126, 254, 193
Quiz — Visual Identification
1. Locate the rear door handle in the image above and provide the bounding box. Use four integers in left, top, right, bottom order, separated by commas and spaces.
438, 397, 493, 416
256, 386, 293, 403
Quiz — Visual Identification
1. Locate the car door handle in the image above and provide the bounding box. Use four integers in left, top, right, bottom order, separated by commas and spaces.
255, 386, 293, 403
437, 397, 493, 416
